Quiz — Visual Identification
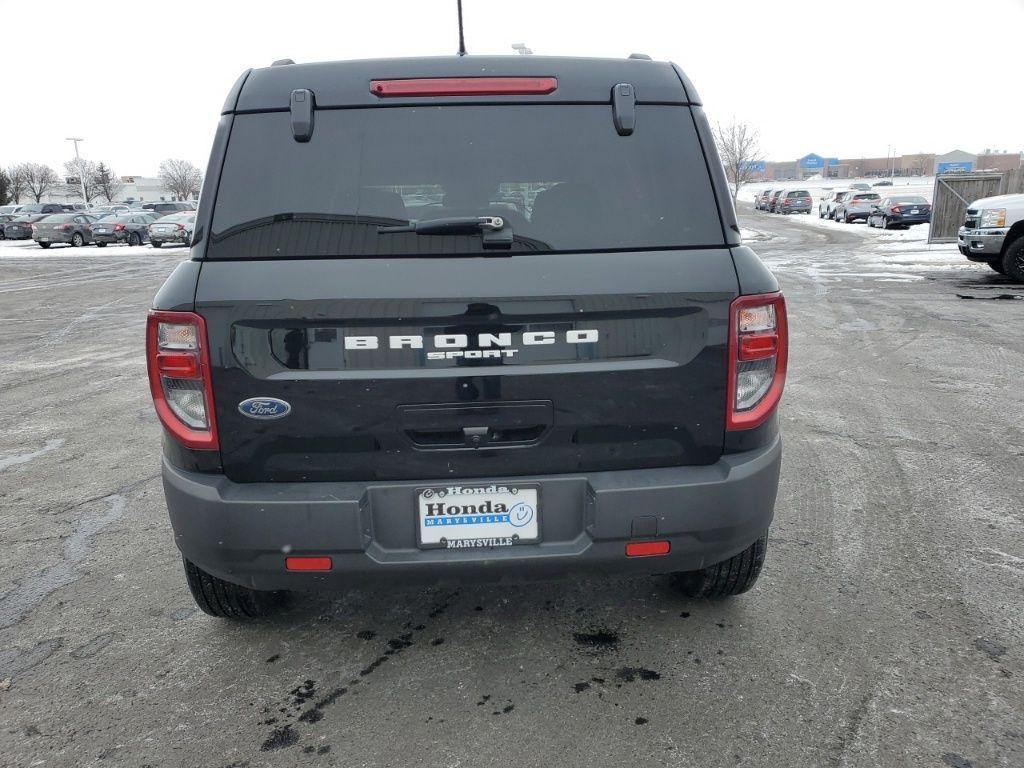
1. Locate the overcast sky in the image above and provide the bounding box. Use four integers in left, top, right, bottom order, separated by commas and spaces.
2, 0, 1022, 177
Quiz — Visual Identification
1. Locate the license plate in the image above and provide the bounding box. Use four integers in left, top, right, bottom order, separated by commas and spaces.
95, 228, 108, 233
417, 484, 539, 549
910, 209, 920, 214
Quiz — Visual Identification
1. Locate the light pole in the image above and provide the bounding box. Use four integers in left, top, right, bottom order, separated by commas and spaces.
65, 137, 89, 205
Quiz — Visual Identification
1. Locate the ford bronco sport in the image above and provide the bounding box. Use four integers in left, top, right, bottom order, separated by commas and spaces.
147, 55, 787, 618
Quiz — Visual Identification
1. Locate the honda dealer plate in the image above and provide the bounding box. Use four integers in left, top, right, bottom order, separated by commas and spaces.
417, 484, 540, 549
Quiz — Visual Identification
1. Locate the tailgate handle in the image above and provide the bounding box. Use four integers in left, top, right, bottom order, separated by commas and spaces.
611, 82, 635, 136
399, 400, 552, 450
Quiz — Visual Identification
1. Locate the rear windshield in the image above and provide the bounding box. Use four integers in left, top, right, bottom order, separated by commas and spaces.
161, 213, 195, 223
40, 214, 74, 222
208, 105, 724, 259
852, 193, 881, 201
892, 196, 927, 205
786, 191, 809, 198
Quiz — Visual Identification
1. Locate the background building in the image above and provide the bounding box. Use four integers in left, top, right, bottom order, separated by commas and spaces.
755, 149, 1022, 181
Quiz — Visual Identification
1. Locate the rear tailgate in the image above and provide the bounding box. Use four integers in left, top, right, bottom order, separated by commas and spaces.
197, 87, 736, 484
197, 251, 736, 482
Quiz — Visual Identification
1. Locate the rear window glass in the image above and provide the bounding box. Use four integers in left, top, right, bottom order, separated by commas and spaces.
853, 193, 881, 201
209, 105, 724, 259
786, 191, 809, 198
41, 214, 74, 222
892, 196, 927, 205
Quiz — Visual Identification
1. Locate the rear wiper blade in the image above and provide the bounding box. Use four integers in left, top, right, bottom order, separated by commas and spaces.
377, 215, 505, 235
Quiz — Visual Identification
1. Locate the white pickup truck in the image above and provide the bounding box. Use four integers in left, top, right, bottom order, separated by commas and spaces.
958, 193, 1024, 280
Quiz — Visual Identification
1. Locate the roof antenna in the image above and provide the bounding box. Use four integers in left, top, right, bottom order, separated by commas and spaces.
456, 0, 467, 56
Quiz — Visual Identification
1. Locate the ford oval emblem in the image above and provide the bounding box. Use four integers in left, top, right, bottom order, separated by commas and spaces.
238, 397, 291, 420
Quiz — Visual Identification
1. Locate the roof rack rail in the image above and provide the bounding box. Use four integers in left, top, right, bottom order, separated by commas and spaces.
272, 58, 295, 66
628, 53, 652, 60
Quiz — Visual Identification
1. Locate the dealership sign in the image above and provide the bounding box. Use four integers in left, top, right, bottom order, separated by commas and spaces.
937, 161, 974, 173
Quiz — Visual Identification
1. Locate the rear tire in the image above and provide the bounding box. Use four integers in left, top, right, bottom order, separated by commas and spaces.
128, 232, 141, 246
1002, 236, 1024, 282
987, 259, 1006, 275
672, 534, 767, 598
183, 557, 287, 619
152, 241, 162, 248
96, 241, 107, 248
38, 242, 51, 249
71, 232, 84, 247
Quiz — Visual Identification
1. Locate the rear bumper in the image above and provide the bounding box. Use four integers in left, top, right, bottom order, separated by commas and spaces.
92, 232, 127, 243
163, 436, 782, 590
958, 227, 1006, 258
33, 233, 74, 244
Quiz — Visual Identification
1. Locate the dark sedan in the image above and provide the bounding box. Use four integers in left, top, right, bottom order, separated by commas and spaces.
31, 213, 98, 248
866, 196, 932, 229
91, 213, 158, 247
0, 213, 23, 238
3, 214, 49, 240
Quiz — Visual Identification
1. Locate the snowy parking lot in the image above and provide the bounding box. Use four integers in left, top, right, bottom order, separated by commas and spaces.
0, 209, 1022, 768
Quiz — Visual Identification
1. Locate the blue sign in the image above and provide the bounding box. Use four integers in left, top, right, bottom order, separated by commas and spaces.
741, 160, 766, 172
826, 157, 839, 166
937, 161, 973, 173
799, 153, 825, 169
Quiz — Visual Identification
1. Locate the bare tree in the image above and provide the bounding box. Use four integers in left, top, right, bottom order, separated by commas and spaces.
18, 162, 60, 203
63, 158, 101, 202
7, 164, 29, 203
0, 167, 11, 205
159, 159, 203, 201
92, 162, 125, 203
713, 120, 763, 206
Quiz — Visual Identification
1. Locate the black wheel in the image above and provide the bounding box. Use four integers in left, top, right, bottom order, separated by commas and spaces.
96, 241, 107, 248
71, 232, 84, 247
151, 241, 162, 248
1002, 236, 1024, 282
38, 242, 51, 249
128, 232, 141, 246
672, 534, 767, 598
183, 557, 286, 619
987, 260, 1006, 275
882, 217, 892, 230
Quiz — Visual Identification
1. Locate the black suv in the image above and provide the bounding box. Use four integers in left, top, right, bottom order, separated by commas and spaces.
148, 55, 788, 618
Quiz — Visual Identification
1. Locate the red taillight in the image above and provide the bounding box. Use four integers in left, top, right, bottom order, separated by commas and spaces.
176, 223, 185, 230
890, 206, 901, 214
62, 224, 72, 231
286, 556, 332, 572
625, 541, 670, 558
145, 310, 218, 449
370, 76, 557, 97
114, 223, 126, 231
726, 293, 788, 431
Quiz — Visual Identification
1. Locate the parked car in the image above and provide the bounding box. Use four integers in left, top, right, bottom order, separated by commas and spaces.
91, 213, 158, 246
849, 182, 872, 191
15, 203, 66, 215
958, 193, 1024, 279
148, 212, 196, 247
31, 213, 98, 248
777, 189, 812, 215
767, 189, 786, 212
0, 205, 25, 216
819, 190, 848, 218
2, 214, 48, 240
866, 196, 932, 229
872, 180, 893, 187
834, 192, 881, 223
91, 204, 133, 217
755, 189, 774, 211
148, 54, 788, 618
143, 201, 196, 216
0, 213, 23, 238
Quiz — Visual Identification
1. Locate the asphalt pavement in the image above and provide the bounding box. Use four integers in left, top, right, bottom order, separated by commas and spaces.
0, 212, 1021, 768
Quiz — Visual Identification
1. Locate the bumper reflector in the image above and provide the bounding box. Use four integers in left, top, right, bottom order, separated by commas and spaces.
285, 556, 333, 572
625, 541, 670, 558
